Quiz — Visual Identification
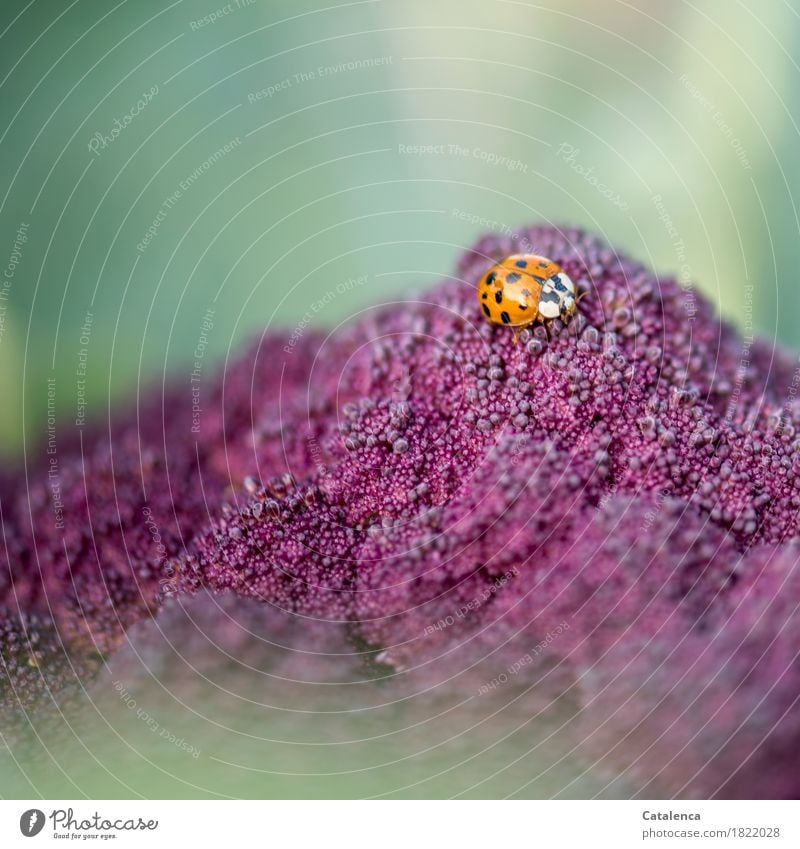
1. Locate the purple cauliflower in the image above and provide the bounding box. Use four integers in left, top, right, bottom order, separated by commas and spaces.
2, 225, 799, 797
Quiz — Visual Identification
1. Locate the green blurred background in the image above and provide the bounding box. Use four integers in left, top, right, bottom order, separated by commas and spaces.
1, 0, 799, 798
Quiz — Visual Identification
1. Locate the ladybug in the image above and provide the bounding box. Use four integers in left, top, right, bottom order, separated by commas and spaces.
477, 253, 584, 336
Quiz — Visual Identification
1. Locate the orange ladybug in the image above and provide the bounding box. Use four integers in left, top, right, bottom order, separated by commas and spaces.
478, 253, 582, 333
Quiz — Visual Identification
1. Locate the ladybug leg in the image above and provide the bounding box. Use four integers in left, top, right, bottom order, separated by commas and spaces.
512, 326, 523, 346
576, 289, 591, 304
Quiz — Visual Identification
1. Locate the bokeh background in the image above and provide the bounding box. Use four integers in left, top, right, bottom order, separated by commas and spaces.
1, 0, 799, 798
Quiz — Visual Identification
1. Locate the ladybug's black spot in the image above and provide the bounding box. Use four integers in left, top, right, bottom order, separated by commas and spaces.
494, 290, 503, 304
482, 292, 488, 300
515, 259, 528, 268
538, 261, 549, 268
519, 302, 528, 311
506, 272, 521, 283
485, 272, 496, 286
521, 288, 532, 297
500, 311, 511, 324
482, 303, 491, 318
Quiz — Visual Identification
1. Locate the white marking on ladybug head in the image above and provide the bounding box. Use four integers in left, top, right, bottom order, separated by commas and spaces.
539, 298, 560, 319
